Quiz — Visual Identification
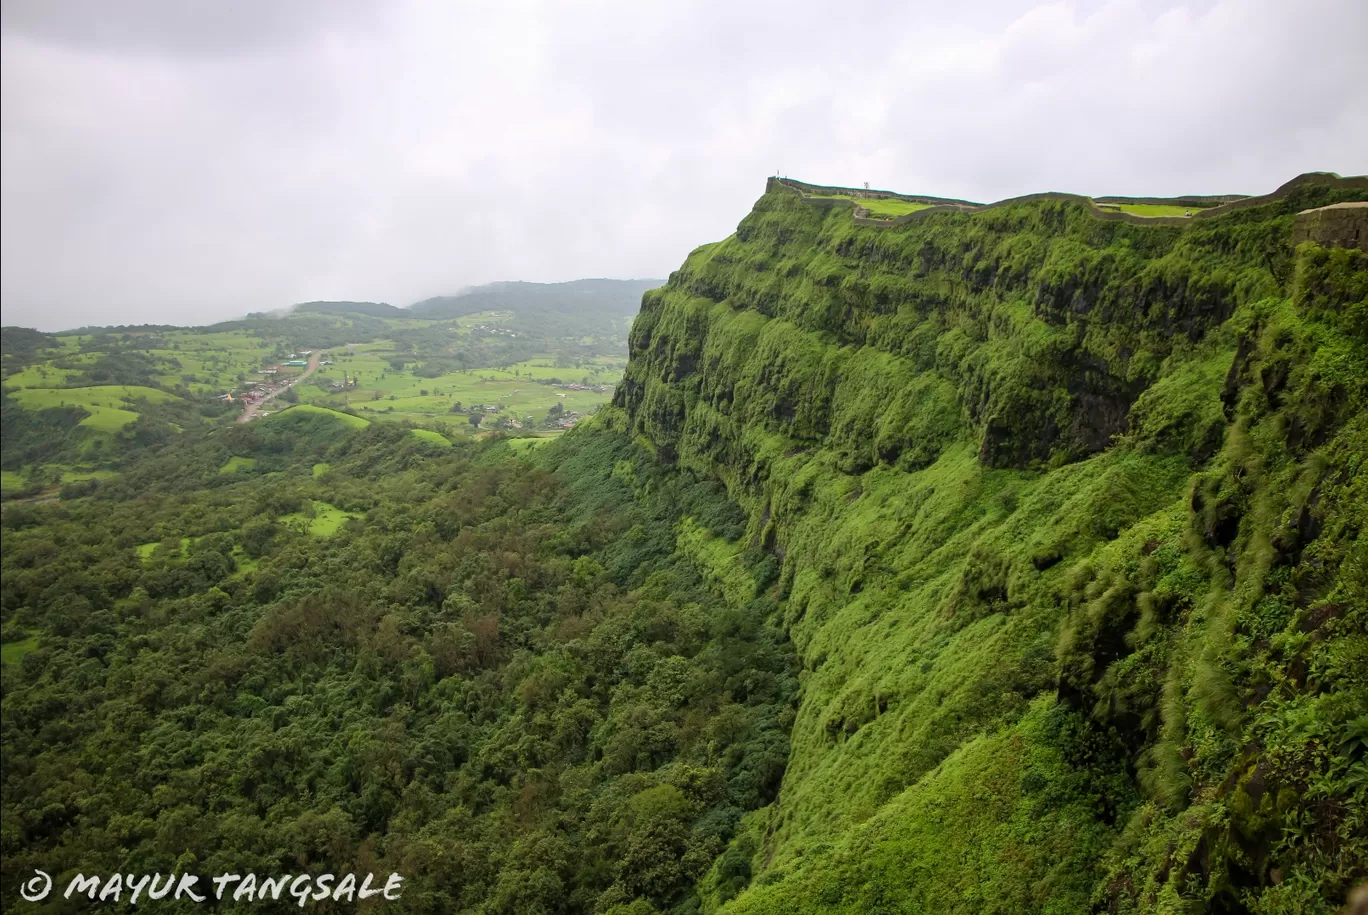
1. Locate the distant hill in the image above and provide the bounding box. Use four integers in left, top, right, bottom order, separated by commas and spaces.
290, 301, 405, 318
278, 280, 664, 342
409, 278, 662, 324
1, 326, 59, 370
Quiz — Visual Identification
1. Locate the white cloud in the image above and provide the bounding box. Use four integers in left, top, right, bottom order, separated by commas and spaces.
2, 0, 1365, 330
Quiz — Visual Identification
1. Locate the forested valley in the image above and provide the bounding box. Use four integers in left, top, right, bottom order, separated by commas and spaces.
2, 411, 795, 913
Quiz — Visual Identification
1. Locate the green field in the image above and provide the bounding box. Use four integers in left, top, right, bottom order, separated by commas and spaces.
133, 538, 253, 576
3, 364, 80, 388
1, 466, 116, 493
60, 469, 117, 483
135, 537, 191, 560
232, 548, 259, 575
859, 197, 935, 217
1, 637, 40, 665
9, 385, 185, 432
280, 500, 357, 536
1110, 203, 1209, 217
505, 434, 560, 454
300, 352, 623, 428
22, 328, 281, 396
144, 330, 280, 394
219, 456, 257, 473
4, 304, 629, 499
265, 404, 371, 429
455, 310, 515, 326
811, 194, 934, 217
810, 194, 1211, 221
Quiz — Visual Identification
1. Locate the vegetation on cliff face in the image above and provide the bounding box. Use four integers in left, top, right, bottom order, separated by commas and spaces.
3, 177, 1364, 914
615, 176, 1367, 913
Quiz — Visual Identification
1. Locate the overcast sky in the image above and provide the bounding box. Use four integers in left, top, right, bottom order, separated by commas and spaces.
2, 0, 1365, 331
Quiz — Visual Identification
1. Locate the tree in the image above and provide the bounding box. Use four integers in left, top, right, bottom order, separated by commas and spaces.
469, 414, 483, 429
240, 518, 277, 558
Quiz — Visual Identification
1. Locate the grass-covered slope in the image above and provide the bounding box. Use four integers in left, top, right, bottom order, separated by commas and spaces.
614, 175, 1368, 912
0, 299, 631, 492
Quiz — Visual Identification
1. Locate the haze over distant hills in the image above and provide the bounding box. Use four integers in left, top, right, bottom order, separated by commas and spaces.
280, 278, 663, 336
408, 278, 663, 320
0, 279, 665, 337
288, 300, 406, 319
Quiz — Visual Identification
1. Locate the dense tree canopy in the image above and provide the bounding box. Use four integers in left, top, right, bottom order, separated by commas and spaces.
2, 417, 796, 913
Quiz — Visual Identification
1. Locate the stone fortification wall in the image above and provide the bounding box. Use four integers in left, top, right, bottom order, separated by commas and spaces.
773, 172, 1368, 230
770, 177, 979, 208
1094, 194, 1247, 207
1292, 201, 1368, 252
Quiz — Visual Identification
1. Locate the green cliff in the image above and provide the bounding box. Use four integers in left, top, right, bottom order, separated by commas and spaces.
612, 174, 1368, 912
2, 175, 1365, 915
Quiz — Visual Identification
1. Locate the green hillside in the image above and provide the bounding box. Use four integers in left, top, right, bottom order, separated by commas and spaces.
615, 173, 1368, 912
263, 403, 373, 430
292, 300, 407, 318
1, 281, 646, 491
410, 278, 662, 340
2, 175, 1365, 914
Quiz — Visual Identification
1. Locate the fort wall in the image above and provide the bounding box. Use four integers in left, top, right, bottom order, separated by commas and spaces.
1292, 201, 1368, 252
771, 172, 1368, 230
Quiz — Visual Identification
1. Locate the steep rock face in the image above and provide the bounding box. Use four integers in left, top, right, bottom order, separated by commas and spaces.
620, 177, 1358, 476
612, 175, 1368, 912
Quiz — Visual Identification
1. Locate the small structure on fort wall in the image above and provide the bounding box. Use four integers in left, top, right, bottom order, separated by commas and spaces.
1292, 201, 1367, 252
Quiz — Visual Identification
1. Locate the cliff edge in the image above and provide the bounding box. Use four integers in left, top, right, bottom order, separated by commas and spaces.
610, 171, 1368, 912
